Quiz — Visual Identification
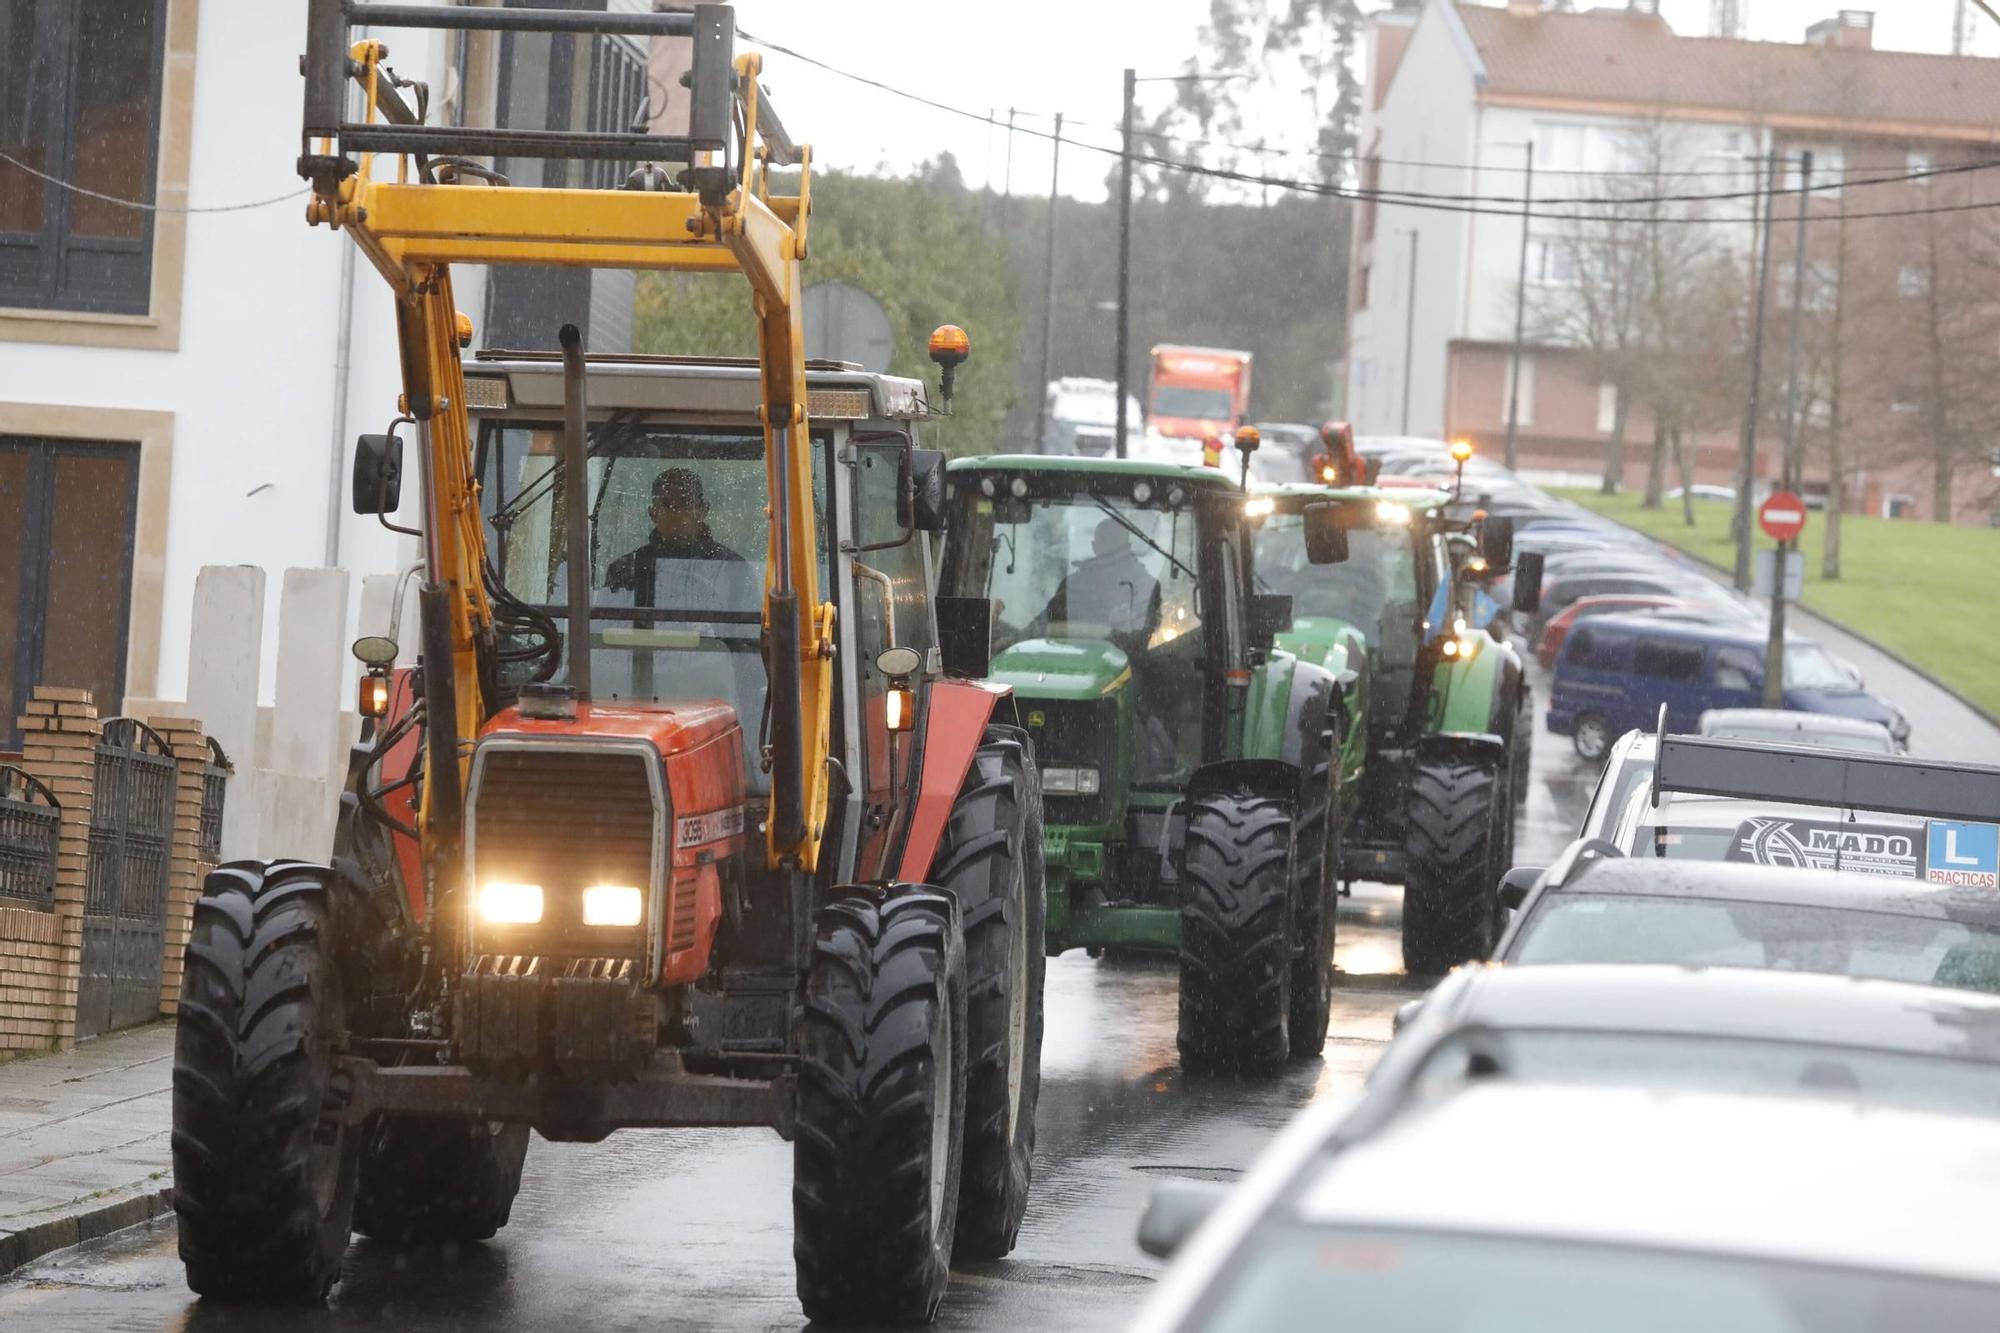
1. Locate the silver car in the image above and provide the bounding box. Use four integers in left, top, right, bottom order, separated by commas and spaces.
1699, 707, 1898, 754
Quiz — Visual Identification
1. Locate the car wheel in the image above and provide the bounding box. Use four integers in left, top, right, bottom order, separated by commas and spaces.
1573, 713, 1612, 763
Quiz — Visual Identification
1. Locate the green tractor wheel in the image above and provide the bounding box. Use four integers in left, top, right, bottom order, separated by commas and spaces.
1288, 721, 1339, 1056
1401, 757, 1501, 976
1177, 790, 1294, 1078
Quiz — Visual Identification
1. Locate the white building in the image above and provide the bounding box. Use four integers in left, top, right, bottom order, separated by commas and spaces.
1346, 0, 2000, 522
0, 1, 653, 760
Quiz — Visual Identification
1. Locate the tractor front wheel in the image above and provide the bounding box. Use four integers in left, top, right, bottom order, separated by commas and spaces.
939, 726, 1046, 1261
1177, 790, 1294, 1078
794, 887, 968, 1326
1401, 757, 1501, 976
172, 861, 357, 1301
1289, 720, 1339, 1057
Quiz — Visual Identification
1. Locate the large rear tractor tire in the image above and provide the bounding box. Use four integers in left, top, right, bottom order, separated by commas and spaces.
172, 862, 358, 1302
1177, 791, 1295, 1078
1289, 720, 1340, 1058
939, 726, 1046, 1262
353, 1118, 529, 1244
1401, 758, 1502, 976
794, 887, 969, 1326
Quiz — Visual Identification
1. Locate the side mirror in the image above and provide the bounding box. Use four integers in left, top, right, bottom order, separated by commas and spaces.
935, 596, 993, 679
1499, 864, 1545, 912
909, 448, 947, 533
1480, 515, 1515, 569
1302, 502, 1350, 565
352, 432, 404, 515
1136, 1181, 1227, 1260
1512, 550, 1544, 614
1249, 591, 1294, 648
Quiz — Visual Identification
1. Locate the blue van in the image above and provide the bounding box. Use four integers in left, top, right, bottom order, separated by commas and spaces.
1547, 613, 1909, 761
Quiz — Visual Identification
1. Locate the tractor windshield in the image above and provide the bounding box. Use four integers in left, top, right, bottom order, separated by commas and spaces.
1254, 509, 1419, 640
478, 420, 830, 792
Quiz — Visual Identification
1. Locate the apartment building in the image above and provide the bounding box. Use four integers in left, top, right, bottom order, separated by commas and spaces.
1346, 0, 2000, 524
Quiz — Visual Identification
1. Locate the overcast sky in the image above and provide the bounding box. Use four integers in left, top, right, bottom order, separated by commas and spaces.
732, 1, 1992, 201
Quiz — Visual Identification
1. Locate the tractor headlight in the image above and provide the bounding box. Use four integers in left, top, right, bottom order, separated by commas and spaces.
478, 881, 544, 924
582, 884, 644, 927
1042, 767, 1100, 795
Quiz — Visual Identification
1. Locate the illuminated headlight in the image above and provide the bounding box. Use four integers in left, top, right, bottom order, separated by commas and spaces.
582, 884, 644, 927
478, 881, 544, 924
1042, 767, 1101, 795
1376, 501, 1412, 524
1132, 481, 1154, 504
1440, 634, 1482, 663
1244, 496, 1275, 519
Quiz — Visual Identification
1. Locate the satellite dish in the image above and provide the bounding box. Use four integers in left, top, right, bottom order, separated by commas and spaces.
802, 280, 895, 374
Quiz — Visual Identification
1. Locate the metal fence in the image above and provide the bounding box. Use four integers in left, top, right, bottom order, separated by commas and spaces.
0, 765, 59, 911
79, 718, 177, 1037
200, 736, 231, 863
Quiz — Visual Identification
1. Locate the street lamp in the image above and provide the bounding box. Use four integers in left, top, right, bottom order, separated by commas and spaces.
1113, 70, 1250, 459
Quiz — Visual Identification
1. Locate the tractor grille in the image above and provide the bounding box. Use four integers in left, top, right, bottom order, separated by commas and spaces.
468, 742, 662, 959
1023, 697, 1117, 826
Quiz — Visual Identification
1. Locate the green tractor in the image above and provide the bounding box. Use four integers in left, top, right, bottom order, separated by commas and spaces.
1247, 483, 1542, 974
937, 456, 1351, 1075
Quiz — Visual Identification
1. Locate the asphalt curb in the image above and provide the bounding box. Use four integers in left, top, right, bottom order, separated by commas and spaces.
1570, 506, 2000, 732
0, 1184, 173, 1281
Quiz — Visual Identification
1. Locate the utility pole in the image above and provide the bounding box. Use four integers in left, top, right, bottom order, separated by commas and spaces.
1400, 227, 1421, 435
1504, 140, 1534, 471
1764, 149, 1811, 709
1000, 107, 1018, 221
1114, 68, 1135, 459
979, 107, 995, 239
1733, 150, 1777, 592
1032, 114, 1064, 452
1957, 0, 1976, 55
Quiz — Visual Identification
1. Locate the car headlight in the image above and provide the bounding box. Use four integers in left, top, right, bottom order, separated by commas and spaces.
478, 881, 544, 924
583, 884, 644, 927
1042, 767, 1101, 796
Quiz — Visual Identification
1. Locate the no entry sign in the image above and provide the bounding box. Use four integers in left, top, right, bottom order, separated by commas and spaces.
1759, 491, 1807, 543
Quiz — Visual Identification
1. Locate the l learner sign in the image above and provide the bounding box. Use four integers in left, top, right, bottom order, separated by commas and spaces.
1928, 821, 2000, 889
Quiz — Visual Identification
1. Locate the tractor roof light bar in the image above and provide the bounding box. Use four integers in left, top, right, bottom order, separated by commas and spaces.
1651, 733, 2000, 826
301, 0, 736, 176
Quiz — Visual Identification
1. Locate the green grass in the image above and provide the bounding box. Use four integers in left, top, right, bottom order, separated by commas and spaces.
1551, 488, 2000, 720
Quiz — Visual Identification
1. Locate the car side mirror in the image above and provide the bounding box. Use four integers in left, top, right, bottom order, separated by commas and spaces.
1136, 1180, 1228, 1260
936, 596, 993, 679
909, 448, 947, 533
1480, 515, 1515, 569
1512, 550, 1544, 614
1499, 864, 1544, 912
352, 432, 404, 515
1249, 592, 1293, 649
1302, 502, 1350, 565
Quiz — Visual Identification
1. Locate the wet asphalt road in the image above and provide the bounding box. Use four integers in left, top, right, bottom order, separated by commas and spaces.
0, 670, 1608, 1332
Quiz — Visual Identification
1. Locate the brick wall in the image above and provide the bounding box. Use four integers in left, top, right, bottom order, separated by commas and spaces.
0, 689, 226, 1053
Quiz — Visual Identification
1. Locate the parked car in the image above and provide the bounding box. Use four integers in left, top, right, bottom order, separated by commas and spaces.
1530, 569, 1744, 640
1547, 614, 1910, 760
1495, 854, 2000, 995
1612, 779, 1931, 870
1576, 728, 1655, 842
1665, 483, 1736, 502
1699, 707, 1898, 753
1132, 967, 2000, 1331
1536, 594, 1706, 668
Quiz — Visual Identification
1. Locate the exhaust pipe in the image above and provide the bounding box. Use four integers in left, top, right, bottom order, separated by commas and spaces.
559, 323, 593, 700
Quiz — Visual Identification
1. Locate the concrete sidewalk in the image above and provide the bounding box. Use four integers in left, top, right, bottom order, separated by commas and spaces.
0, 1024, 175, 1276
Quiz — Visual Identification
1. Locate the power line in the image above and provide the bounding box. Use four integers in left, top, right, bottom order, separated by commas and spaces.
0, 149, 307, 214
745, 34, 2000, 226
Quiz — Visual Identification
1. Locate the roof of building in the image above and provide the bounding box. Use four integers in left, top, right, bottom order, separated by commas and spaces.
1451, 2, 2000, 139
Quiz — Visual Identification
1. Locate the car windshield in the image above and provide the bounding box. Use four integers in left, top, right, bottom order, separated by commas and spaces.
1509, 894, 2000, 994
1194, 1225, 2000, 1332
1151, 385, 1232, 420
1253, 510, 1419, 630
1707, 723, 1894, 753
1785, 643, 1852, 689
479, 420, 830, 792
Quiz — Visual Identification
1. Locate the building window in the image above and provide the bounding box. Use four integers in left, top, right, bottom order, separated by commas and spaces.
1783, 146, 1844, 197
0, 436, 139, 749
1898, 265, 1929, 299
1908, 149, 1933, 182
1596, 383, 1619, 434
1533, 123, 1589, 172
0, 1, 169, 315
1504, 354, 1537, 427
1527, 238, 1578, 286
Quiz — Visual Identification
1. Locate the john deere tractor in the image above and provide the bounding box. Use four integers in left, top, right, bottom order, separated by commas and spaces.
1249, 482, 1541, 974
938, 456, 1349, 1074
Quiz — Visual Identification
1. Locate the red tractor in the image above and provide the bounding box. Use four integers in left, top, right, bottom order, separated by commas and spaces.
170, 7, 1042, 1324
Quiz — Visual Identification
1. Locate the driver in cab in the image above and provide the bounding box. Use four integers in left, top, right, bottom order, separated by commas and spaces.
1028, 517, 1162, 654
606, 467, 749, 610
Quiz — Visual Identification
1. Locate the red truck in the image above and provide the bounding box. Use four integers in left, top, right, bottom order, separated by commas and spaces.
1148, 345, 1252, 442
